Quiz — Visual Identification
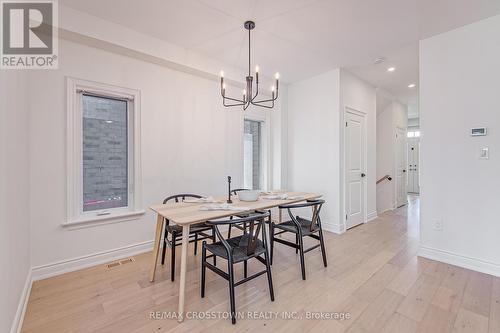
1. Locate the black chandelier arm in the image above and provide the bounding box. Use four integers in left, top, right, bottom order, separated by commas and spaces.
243, 100, 251, 110
251, 80, 259, 102
250, 99, 274, 108
251, 88, 279, 105
224, 100, 245, 107
222, 95, 245, 103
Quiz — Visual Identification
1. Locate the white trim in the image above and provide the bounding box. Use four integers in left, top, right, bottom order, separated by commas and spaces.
32, 240, 154, 281
66, 77, 143, 226
322, 222, 345, 234
366, 211, 378, 222
62, 209, 145, 229
377, 208, 393, 215
10, 269, 33, 333
419, 245, 500, 277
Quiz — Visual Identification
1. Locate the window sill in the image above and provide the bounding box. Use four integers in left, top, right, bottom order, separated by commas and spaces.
63, 209, 146, 230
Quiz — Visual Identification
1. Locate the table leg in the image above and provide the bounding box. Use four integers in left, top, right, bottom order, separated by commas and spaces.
149, 214, 164, 282
177, 225, 190, 322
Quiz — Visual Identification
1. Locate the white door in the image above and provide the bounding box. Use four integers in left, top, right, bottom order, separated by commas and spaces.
407, 137, 420, 193
395, 127, 407, 207
345, 110, 366, 229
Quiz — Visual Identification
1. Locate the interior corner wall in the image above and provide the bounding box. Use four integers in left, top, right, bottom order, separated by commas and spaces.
340, 70, 377, 221
376, 100, 408, 214
419, 14, 500, 276
287, 69, 377, 233
0, 71, 31, 333
287, 69, 341, 232
376, 105, 395, 213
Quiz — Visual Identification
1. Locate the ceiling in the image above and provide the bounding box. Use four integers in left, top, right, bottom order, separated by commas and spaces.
60, 0, 500, 110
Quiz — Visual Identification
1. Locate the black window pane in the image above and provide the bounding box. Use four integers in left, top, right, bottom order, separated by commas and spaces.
82, 94, 128, 212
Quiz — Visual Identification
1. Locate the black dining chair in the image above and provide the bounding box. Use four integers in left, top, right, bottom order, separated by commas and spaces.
269, 199, 327, 280
161, 194, 216, 281
227, 188, 251, 239
201, 211, 274, 324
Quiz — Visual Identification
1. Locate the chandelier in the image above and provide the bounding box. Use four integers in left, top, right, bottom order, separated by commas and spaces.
220, 21, 279, 110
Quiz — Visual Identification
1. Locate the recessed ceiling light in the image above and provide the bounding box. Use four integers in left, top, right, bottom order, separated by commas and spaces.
387, 67, 396, 72
408, 83, 416, 88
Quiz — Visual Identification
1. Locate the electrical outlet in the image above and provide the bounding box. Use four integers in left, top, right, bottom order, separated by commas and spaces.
432, 218, 443, 231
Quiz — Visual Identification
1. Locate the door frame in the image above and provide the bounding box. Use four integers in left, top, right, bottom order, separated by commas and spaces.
394, 126, 407, 208
341, 107, 368, 232
407, 136, 420, 194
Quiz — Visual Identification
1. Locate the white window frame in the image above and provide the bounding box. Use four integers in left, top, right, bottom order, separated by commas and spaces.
65, 77, 143, 227
243, 113, 271, 191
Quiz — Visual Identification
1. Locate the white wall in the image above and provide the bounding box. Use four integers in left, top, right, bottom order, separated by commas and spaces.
419, 14, 500, 276
376, 104, 394, 213
340, 70, 377, 222
287, 69, 377, 233
287, 69, 341, 232
0, 71, 31, 333
376, 97, 408, 214
27, 38, 284, 271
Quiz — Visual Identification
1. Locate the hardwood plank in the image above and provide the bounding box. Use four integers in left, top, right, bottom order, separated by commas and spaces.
417, 304, 456, 333
489, 277, 500, 333
431, 265, 470, 314
453, 308, 489, 333
461, 271, 493, 317
345, 289, 404, 333
381, 313, 418, 333
396, 268, 445, 322
387, 256, 430, 296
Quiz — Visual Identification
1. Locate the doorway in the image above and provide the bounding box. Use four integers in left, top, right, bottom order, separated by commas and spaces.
345, 108, 367, 229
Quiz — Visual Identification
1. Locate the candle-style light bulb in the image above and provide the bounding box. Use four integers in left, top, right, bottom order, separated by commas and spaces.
271, 86, 275, 92
243, 89, 246, 96
255, 65, 259, 73
220, 70, 224, 78
275, 72, 280, 80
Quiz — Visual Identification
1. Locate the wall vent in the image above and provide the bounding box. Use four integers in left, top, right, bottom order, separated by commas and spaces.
106, 257, 135, 269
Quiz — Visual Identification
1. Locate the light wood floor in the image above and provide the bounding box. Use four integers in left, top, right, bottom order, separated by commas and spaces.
22, 196, 500, 333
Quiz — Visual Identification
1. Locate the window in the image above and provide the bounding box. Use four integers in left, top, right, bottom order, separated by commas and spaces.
244, 119, 262, 190
67, 78, 143, 226
82, 94, 128, 212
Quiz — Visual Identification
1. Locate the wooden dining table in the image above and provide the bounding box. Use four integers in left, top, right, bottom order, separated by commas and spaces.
149, 191, 321, 322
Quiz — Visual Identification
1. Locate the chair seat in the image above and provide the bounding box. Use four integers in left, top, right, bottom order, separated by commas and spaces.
273, 217, 318, 236
166, 222, 212, 234
205, 235, 266, 263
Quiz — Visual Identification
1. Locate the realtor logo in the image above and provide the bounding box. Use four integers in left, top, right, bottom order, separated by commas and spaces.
1, 0, 58, 69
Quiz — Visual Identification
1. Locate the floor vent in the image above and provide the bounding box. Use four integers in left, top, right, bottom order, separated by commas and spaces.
107, 257, 135, 269
120, 258, 135, 265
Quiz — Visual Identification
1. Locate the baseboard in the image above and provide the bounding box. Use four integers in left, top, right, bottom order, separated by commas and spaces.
377, 208, 393, 215
10, 268, 33, 333
32, 240, 154, 281
366, 211, 378, 222
418, 245, 500, 277
322, 222, 344, 234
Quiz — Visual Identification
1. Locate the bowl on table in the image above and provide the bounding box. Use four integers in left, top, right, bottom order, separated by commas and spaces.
237, 190, 261, 202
